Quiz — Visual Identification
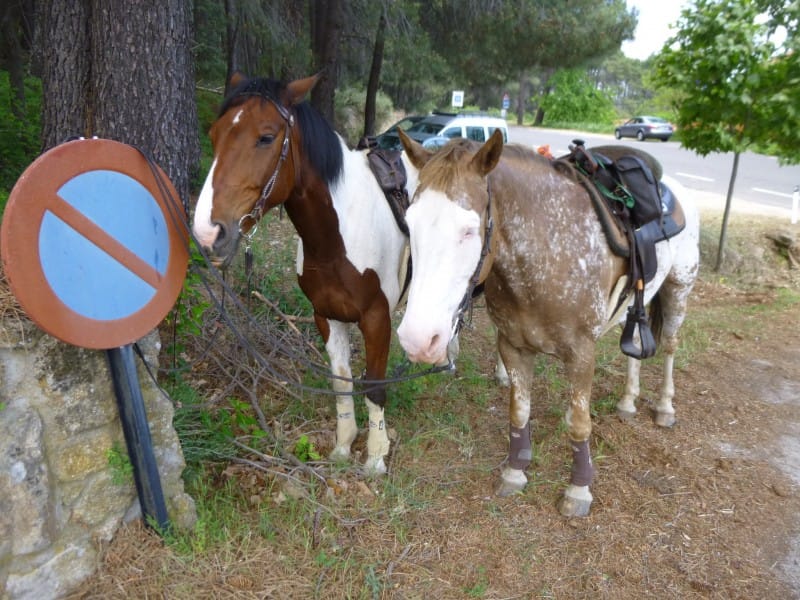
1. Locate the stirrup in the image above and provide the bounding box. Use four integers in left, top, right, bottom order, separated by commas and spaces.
620, 305, 656, 359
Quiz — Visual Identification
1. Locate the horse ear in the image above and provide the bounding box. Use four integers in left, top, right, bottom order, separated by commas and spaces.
286, 74, 320, 106
470, 128, 504, 176
398, 129, 432, 169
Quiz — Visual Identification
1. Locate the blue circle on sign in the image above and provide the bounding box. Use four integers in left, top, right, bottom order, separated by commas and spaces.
39, 170, 170, 321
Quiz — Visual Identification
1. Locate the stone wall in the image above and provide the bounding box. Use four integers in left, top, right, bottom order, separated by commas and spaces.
0, 320, 197, 599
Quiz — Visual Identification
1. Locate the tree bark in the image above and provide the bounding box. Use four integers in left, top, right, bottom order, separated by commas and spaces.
37, 0, 199, 203
714, 151, 741, 272
38, 0, 92, 150
363, 11, 386, 138
309, 0, 343, 125
223, 0, 239, 94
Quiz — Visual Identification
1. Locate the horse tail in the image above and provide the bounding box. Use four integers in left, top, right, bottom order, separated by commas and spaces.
649, 291, 664, 347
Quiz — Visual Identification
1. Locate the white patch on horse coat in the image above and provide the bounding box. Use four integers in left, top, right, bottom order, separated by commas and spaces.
397, 191, 483, 363
296, 136, 418, 312
231, 108, 244, 125
193, 159, 220, 249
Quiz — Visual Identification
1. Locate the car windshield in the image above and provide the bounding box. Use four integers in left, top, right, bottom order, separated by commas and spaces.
648, 117, 668, 123
408, 121, 444, 135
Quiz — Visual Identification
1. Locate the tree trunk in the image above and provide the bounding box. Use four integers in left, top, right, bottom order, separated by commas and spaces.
363, 11, 386, 138
714, 151, 741, 272
516, 74, 526, 125
38, 0, 199, 203
1, 1, 28, 120
223, 0, 239, 95
38, 0, 92, 150
309, 0, 343, 125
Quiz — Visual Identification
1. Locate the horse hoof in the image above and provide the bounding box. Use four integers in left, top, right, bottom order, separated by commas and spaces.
654, 411, 676, 428
558, 485, 593, 517
616, 408, 636, 422
362, 456, 387, 477
329, 446, 351, 462
497, 468, 527, 496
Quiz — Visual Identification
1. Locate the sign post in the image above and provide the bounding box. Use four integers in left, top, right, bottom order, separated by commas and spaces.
1, 138, 189, 533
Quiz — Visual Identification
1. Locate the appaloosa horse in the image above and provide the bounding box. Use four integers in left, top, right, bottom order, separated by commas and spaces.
396, 129, 699, 516
192, 73, 419, 474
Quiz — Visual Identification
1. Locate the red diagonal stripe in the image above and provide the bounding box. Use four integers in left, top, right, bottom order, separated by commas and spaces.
47, 198, 162, 289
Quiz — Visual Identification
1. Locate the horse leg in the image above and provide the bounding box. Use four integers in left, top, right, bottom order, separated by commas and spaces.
651, 281, 694, 428
323, 319, 359, 462
359, 299, 392, 476
497, 340, 532, 496
495, 351, 510, 387
558, 348, 596, 518
617, 356, 641, 420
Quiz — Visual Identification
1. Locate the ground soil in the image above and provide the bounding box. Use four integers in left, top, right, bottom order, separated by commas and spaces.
65, 204, 800, 599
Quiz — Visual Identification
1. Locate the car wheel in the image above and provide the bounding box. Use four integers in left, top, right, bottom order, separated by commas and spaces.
636, 130, 645, 141
615, 129, 622, 140
661, 136, 670, 142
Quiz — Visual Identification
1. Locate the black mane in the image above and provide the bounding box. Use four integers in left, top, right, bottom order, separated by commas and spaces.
220, 76, 344, 187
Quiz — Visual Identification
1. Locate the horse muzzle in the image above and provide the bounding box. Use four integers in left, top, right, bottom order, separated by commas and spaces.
397, 323, 451, 366
194, 220, 241, 270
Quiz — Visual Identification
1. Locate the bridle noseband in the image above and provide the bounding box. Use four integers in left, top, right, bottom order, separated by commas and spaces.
237, 98, 296, 245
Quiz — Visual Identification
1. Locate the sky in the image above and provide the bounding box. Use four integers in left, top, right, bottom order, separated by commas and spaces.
621, 1, 688, 61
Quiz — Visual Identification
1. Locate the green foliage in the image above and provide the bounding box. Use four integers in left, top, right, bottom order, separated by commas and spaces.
293, 434, 321, 463
334, 86, 395, 145
539, 69, 616, 125
106, 442, 134, 486
653, 0, 800, 164
0, 72, 41, 215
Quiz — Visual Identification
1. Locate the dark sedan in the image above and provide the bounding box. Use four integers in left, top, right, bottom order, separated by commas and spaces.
615, 116, 674, 142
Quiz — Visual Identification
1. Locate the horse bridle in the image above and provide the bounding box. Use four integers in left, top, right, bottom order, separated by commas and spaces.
237, 98, 296, 243
450, 178, 494, 342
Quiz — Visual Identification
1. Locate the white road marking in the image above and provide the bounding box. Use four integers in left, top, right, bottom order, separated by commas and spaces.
752, 187, 793, 199
676, 172, 715, 182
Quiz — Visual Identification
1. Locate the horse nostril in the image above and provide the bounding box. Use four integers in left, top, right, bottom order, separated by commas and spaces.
428, 334, 440, 355
212, 221, 228, 250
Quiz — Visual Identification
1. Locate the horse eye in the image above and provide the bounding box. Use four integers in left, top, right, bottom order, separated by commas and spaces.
257, 134, 275, 147
461, 226, 478, 241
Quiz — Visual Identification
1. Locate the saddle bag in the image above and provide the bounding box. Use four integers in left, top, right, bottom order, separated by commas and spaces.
367, 149, 408, 203
615, 155, 662, 227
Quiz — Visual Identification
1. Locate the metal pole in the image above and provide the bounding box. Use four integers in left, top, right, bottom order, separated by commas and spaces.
792, 185, 799, 225
106, 345, 170, 532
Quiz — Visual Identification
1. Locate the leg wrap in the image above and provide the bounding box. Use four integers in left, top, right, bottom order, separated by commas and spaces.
570, 439, 594, 487
508, 422, 532, 470
366, 384, 387, 408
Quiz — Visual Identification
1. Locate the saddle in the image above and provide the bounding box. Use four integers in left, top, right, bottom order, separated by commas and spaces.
366, 146, 410, 235
559, 140, 686, 359
364, 145, 414, 301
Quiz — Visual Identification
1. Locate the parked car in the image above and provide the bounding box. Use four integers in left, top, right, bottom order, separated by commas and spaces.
381, 111, 508, 152
374, 115, 426, 150
615, 116, 674, 142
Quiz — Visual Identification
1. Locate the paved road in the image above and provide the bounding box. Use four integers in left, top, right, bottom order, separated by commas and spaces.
508, 125, 800, 215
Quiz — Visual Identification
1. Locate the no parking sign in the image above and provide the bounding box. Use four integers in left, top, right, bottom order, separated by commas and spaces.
1, 138, 190, 532
1, 138, 188, 348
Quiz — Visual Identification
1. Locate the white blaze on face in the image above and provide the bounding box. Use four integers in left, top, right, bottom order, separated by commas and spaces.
192, 159, 220, 250
397, 190, 483, 364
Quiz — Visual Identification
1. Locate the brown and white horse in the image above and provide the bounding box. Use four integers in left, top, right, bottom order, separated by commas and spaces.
397, 130, 699, 516
192, 74, 419, 474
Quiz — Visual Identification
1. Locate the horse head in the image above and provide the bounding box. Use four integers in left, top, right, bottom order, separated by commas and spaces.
396, 129, 503, 364
192, 73, 318, 268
